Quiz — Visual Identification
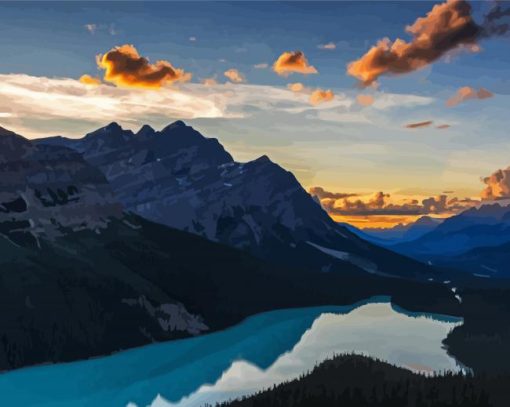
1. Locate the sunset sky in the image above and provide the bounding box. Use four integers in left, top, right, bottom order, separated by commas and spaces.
1, 1, 510, 227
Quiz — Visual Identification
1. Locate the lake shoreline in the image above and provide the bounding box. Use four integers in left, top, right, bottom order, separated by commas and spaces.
0, 298, 464, 407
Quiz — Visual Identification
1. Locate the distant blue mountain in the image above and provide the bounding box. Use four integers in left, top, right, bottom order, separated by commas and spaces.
392, 203, 510, 277
345, 216, 443, 246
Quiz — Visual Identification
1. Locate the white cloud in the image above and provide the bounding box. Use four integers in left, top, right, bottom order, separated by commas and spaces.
0, 73, 436, 138
84, 24, 96, 34
318, 42, 336, 50
0, 74, 223, 137
371, 93, 434, 110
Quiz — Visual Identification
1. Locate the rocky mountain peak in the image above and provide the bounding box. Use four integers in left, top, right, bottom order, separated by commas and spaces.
136, 124, 156, 137
84, 122, 132, 139
0, 125, 34, 162
253, 154, 272, 164
161, 120, 187, 133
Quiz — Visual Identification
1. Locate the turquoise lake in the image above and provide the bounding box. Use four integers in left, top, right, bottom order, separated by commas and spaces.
0, 297, 464, 407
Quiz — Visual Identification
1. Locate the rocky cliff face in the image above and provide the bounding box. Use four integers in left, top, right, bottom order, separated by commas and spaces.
0, 126, 122, 247
0, 127, 211, 369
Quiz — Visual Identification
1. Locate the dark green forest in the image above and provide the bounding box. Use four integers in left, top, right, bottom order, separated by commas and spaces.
218, 355, 510, 407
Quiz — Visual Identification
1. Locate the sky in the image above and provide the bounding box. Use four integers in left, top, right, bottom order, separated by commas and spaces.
1, 1, 510, 227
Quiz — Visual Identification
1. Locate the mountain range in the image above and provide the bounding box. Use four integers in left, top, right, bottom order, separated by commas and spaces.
392, 203, 510, 277
0, 123, 459, 371
37, 121, 437, 280
341, 216, 443, 246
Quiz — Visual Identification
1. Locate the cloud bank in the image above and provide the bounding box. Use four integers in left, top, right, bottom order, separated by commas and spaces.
0, 73, 436, 138
313, 188, 478, 216
309, 187, 358, 200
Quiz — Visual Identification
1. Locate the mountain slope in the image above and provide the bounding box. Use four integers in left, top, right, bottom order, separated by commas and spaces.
0, 126, 122, 247
437, 240, 510, 277
352, 216, 443, 245
395, 203, 510, 256
220, 355, 509, 407
0, 126, 459, 370
392, 203, 510, 276
0, 213, 460, 371
37, 122, 437, 280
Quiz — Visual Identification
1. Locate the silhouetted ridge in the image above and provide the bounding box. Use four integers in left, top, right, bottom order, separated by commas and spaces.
105, 121, 122, 131
0, 125, 19, 137
136, 124, 156, 137
220, 354, 509, 407
84, 122, 132, 138
161, 120, 187, 133
253, 154, 272, 164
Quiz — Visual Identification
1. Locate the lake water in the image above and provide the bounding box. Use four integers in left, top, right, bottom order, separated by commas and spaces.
0, 297, 464, 407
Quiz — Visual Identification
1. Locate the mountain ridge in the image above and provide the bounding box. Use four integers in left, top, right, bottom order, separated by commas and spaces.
0, 124, 460, 371
36, 121, 438, 280
392, 202, 510, 277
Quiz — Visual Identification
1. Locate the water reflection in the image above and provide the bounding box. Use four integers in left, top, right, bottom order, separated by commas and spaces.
0, 298, 462, 407
151, 301, 462, 407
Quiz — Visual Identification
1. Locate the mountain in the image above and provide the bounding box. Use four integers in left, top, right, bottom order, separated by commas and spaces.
341, 216, 443, 246
0, 126, 459, 371
393, 203, 510, 276
0, 125, 122, 247
36, 121, 437, 280
363, 216, 443, 243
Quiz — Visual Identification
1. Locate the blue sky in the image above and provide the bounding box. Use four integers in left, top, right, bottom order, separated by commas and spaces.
2, 1, 508, 90
0, 1, 509, 226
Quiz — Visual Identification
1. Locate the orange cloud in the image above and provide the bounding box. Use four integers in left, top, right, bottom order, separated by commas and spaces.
315, 188, 478, 216
446, 86, 494, 107
224, 68, 245, 83
310, 89, 334, 106
309, 187, 358, 200
79, 74, 101, 86
356, 94, 374, 107
97, 44, 191, 89
287, 82, 305, 92
481, 166, 510, 200
202, 77, 218, 86
273, 51, 318, 76
436, 124, 451, 129
405, 120, 433, 129
347, 0, 481, 86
